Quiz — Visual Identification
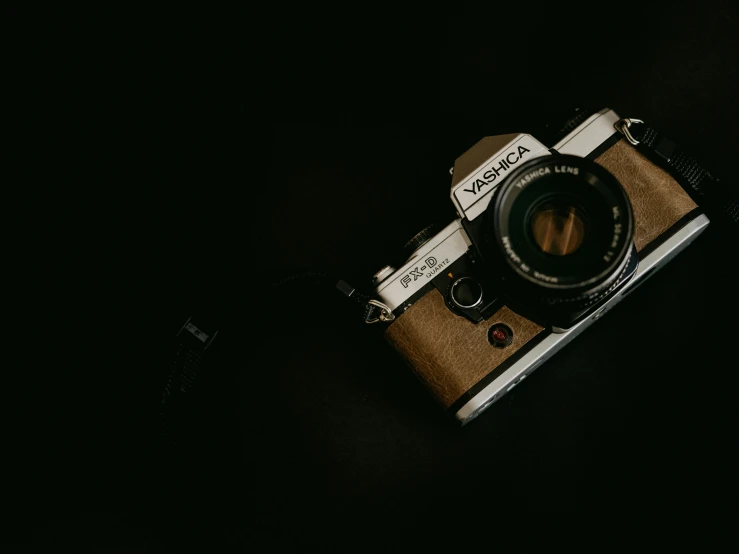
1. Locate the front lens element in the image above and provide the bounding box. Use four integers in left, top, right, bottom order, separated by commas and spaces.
530, 201, 587, 256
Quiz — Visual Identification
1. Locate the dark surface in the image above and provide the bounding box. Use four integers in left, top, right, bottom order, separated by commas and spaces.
8, 3, 739, 552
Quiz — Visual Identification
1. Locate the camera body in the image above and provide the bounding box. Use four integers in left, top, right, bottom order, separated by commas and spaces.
370, 108, 708, 425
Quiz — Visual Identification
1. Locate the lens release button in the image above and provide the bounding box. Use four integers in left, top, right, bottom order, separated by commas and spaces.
450, 277, 483, 309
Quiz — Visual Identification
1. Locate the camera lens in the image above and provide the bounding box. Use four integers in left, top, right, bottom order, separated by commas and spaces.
485, 154, 635, 322
530, 200, 587, 256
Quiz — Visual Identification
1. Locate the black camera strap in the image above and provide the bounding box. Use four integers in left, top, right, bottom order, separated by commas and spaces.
615, 118, 739, 225
160, 316, 220, 444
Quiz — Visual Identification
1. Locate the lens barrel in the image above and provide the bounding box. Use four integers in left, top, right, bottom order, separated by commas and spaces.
485, 154, 635, 319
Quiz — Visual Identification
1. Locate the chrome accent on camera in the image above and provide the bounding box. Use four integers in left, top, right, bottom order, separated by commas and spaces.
374, 220, 471, 312
372, 265, 396, 287
366, 300, 396, 324
614, 117, 645, 146
554, 108, 621, 156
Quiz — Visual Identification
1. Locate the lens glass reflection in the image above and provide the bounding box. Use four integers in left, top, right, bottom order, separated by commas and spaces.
530, 203, 587, 256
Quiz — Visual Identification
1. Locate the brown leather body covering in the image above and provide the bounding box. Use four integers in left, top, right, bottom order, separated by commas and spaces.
385, 138, 697, 409
595, 139, 696, 252
385, 294, 544, 408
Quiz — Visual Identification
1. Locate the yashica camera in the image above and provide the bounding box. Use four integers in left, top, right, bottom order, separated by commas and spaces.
367, 108, 708, 424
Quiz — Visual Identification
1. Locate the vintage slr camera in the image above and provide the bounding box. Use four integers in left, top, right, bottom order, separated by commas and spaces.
368, 108, 708, 424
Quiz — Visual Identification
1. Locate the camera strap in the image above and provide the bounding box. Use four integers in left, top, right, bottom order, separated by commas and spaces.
615, 118, 739, 225
160, 316, 220, 443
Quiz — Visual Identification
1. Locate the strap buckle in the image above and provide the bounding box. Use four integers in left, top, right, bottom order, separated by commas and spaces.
614, 117, 644, 146
365, 299, 396, 324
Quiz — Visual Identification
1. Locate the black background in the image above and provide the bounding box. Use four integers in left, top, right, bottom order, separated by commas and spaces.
7, 2, 739, 552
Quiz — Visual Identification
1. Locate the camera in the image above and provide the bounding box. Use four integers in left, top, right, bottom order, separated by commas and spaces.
368, 108, 708, 425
